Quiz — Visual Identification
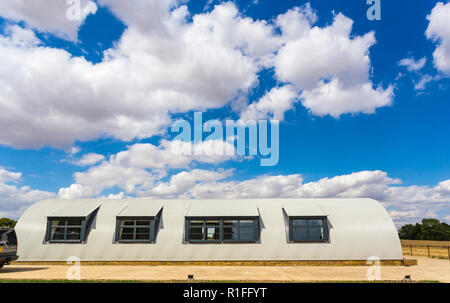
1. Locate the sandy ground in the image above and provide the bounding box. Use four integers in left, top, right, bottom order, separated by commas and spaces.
0, 257, 449, 282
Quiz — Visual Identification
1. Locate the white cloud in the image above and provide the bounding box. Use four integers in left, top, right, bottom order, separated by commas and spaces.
275, 11, 393, 118
0, 2, 397, 149
0, 2, 280, 148
68, 146, 81, 155
57, 140, 236, 199
0, 0, 97, 41
71, 153, 105, 166
398, 56, 426, 72
240, 85, 298, 121
142, 169, 233, 198
299, 78, 393, 118
426, 2, 450, 75
101, 191, 125, 199
0, 167, 56, 218
414, 74, 438, 90
187, 174, 304, 199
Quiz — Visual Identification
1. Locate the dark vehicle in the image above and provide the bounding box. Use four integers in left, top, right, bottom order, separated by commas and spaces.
0, 228, 18, 268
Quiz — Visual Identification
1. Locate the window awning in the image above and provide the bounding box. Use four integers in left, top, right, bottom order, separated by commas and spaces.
283, 202, 327, 217
47, 200, 101, 217
116, 202, 162, 217
186, 200, 259, 217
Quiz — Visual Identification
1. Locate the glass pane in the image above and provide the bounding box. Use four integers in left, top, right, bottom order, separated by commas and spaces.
136, 233, 150, 240
189, 220, 204, 226
67, 218, 82, 226
67, 227, 81, 234
223, 226, 238, 234
7, 232, 17, 245
50, 227, 65, 240
239, 220, 254, 227
189, 227, 203, 234
136, 227, 150, 234
51, 233, 66, 240
309, 227, 324, 240
50, 220, 66, 226
205, 220, 219, 226
120, 227, 134, 234
189, 233, 203, 240
309, 219, 324, 227
122, 220, 135, 226
292, 219, 307, 226
136, 220, 151, 226
66, 232, 81, 240
223, 220, 238, 226
292, 227, 308, 241
239, 232, 255, 241
120, 233, 134, 240
240, 227, 254, 234
66, 227, 81, 240
223, 233, 239, 240
206, 227, 219, 240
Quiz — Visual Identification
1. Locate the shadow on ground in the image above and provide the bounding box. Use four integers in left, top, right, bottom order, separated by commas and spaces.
0, 267, 48, 273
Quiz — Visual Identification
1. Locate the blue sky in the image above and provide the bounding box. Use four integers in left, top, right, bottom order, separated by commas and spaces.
0, 0, 449, 225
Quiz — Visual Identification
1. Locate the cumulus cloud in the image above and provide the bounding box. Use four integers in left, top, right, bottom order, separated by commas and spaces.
426, 2, 450, 75
0, 2, 281, 148
71, 153, 105, 166
0, 0, 97, 41
57, 139, 236, 199
143, 169, 234, 198
398, 56, 427, 72
0, 167, 56, 218
0, 2, 395, 149
240, 85, 298, 121
299, 78, 393, 118
275, 10, 393, 117
414, 74, 439, 91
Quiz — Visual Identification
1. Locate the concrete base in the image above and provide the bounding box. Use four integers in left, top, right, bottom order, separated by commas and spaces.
13, 259, 417, 266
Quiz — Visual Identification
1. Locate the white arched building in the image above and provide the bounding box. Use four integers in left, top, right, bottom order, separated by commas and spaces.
15, 198, 405, 263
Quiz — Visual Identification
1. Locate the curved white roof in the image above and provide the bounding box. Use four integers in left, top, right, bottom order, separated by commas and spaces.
15, 198, 403, 261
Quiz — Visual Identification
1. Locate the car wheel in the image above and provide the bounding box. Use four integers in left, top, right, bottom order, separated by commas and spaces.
0, 263, 4, 269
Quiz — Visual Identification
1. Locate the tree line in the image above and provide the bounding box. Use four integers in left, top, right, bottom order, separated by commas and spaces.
0, 218, 16, 228
398, 218, 450, 241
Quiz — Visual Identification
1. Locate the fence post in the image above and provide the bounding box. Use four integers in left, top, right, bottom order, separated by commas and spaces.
410, 244, 413, 256
427, 245, 430, 258
448, 246, 449, 260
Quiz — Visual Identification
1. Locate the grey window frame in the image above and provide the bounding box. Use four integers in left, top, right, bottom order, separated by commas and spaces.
185, 217, 260, 243
45, 217, 87, 243
115, 216, 157, 243
288, 216, 329, 243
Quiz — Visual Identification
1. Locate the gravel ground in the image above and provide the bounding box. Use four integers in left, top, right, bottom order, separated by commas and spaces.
0, 257, 448, 282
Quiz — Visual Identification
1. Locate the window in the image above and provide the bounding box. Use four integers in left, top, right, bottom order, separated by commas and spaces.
289, 217, 328, 242
185, 217, 259, 243
115, 217, 157, 243
6, 230, 17, 245
46, 218, 86, 243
